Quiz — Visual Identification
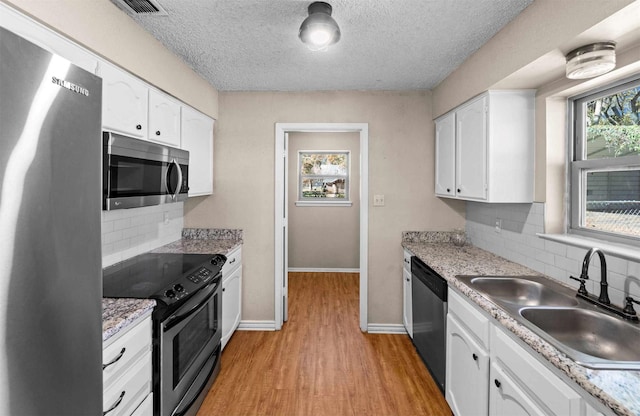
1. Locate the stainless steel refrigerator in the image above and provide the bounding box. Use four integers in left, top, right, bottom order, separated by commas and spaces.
0, 26, 102, 414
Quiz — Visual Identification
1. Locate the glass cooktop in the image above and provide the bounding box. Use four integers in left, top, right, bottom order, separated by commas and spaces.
102, 253, 214, 299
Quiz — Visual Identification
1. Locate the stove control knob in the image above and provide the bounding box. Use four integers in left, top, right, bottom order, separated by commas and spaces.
165, 289, 176, 298
174, 284, 184, 292
211, 258, 219, 266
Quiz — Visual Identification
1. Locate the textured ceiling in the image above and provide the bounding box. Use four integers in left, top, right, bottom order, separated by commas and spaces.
129, 0, 534, 91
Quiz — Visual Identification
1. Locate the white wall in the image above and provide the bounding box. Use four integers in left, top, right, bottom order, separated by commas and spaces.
101, 203, 184, 267
184, 90, 466, 324
288, 132, 360, 270
466, 202, 640, 308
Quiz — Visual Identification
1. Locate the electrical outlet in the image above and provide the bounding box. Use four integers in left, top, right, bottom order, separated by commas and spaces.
495, 218, 502, 233
373, 194, 385, 206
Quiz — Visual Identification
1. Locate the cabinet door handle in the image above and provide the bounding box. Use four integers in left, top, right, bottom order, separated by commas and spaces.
494, 379, 501, 388
446, 188, 451, 193
102, 347, 126, 370
403, 258, 409, 264
103, 391, 126, 415
472, 353, 478, 361
156, 130, 161, 136
136, 124, 142, 130
457, 188, 461, 193
229, 258, 236, 264
406, 277, 410, 282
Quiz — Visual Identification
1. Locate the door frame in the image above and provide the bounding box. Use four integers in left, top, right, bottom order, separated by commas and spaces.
275, 123, 369, 332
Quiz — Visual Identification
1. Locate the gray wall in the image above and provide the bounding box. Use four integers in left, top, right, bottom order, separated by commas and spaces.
287, 132, 360, 270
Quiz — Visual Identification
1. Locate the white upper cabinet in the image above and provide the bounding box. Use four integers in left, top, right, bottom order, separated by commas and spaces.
456, 96, 488, 200
434, 90, 535, 203
181, 107, 214, 197
148, 89, 181, 147
434, 112, 456, 197
101, 62, 148, 138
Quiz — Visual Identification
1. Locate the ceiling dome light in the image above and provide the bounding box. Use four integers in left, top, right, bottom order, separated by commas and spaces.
566, 42, 616, 80
299, 2, 341, 51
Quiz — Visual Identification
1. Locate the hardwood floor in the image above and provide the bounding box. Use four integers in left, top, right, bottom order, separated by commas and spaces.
197, 272, 451, 415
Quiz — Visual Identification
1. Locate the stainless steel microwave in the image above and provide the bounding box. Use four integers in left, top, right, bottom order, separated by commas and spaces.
103, 131, 189, 210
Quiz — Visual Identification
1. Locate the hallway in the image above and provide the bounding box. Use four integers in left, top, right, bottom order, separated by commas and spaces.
197, 272, 451, 415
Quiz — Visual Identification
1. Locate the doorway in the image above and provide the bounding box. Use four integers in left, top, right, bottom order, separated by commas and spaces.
275, 123, 369, 331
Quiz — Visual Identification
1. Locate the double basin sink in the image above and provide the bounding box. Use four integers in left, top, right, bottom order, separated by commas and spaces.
456, 275, 640, 370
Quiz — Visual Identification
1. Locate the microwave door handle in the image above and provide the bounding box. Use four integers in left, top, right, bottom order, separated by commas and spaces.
165, 159, 182, 199
174, 159, 183, 199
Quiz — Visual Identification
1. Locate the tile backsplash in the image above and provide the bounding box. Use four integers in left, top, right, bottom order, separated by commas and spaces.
466, 201, 640, 307
101, 202, 184, 267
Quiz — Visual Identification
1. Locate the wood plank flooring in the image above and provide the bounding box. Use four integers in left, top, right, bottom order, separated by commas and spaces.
197, 272, 452, 415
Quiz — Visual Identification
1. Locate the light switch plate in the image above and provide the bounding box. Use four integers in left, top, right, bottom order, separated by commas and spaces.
374, 194, 385, 206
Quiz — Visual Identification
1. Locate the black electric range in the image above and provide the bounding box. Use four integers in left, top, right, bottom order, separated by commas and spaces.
103, 252, 227, 416
103, 252, 226, 315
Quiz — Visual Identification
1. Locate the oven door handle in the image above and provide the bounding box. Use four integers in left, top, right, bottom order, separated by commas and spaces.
163, 283, 217, 332
172, 349, 220, 416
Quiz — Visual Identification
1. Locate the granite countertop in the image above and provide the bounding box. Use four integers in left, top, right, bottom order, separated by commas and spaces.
403, 239, 640, 416
102, 228, 244, 343
102, 298, 155, 343
151, 238, 241, 256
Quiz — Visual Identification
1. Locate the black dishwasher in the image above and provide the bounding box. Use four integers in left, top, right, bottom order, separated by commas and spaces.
411, 256, 448, 394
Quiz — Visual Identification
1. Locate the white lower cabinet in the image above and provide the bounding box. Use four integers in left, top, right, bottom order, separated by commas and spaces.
103, 315, 152, 416
131, 393, 153, 416
490, 362, 545, 416
221, 246, 242, 350
402, 249, 412, 338
446, 289, 612, 416
446, 314, 490, 416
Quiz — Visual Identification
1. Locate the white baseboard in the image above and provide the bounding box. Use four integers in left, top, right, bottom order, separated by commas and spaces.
367, 323, 408, 334
288, 267, 360, 273
237, 320, 277, 331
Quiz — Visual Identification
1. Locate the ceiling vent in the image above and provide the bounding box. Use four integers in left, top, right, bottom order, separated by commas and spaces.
111, 0, 168, 16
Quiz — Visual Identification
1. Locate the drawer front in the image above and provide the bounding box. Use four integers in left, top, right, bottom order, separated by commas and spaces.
222, 246, 242, 276
103, 351, 152, 416
103, 317, 152, 390
131, 393, 153, 416
448, 289, 490, 349
492, 326, 582, 416
403, 249, 412, 272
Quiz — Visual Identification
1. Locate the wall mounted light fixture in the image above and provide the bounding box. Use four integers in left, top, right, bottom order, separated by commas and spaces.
299, 2, 341, 51
566, 42, 616, 80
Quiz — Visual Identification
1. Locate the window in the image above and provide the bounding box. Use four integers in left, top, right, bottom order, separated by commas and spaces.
298, 151, 349, 204
570, 77, 640, 245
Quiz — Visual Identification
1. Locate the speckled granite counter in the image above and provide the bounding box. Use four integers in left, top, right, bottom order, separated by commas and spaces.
152, 227, 242, 256
103, 228, 243, 343
102, 298, 155, 343
403, 238, 640, 416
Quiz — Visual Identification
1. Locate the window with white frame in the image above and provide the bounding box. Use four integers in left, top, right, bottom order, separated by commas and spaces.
570, 77, 640, 245
298, 151, 349, 202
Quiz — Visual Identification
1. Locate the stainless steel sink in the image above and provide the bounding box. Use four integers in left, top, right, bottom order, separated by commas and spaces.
456, 274, 640, 370
520, 307, 640, 365
467, 277, 579, 307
